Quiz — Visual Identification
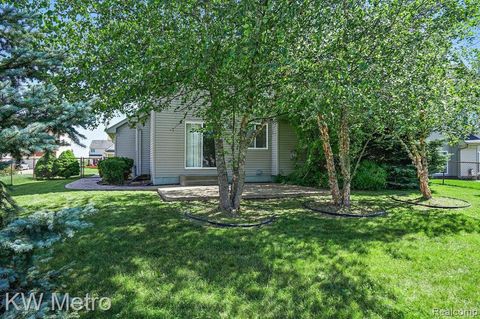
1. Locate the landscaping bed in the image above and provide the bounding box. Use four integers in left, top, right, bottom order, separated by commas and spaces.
185, 201, 276, 227
391, 195, 470, 209
303, 198, 390, 217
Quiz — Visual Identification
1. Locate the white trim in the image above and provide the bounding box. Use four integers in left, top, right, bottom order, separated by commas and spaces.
464, 140, 480, 144
271, 121, 279, 175
150, 111, 156, 181
136, 128, 143, 176
248, 123, 269, 150
184, 121, 217, 170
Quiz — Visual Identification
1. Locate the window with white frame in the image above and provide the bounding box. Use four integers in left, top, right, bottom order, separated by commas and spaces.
185, 122, 216, 168
249, 123, 268, 149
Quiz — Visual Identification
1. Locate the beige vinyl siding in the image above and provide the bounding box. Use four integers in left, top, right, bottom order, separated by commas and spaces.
115, 124, 136, 161
278, 120, 297, 175
459, 144, 479, 177
139, 119, 151, 175
115, 121, 151, 175
153, 107, 273, 184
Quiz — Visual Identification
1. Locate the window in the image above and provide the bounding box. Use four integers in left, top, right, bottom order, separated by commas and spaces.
249, 124, 268, 149
185, 122, 216, 168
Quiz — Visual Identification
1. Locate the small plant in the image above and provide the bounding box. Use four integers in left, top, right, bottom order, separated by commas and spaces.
53, 150, 80, 178
98, 157, 133, 185
33, 152, 57, 179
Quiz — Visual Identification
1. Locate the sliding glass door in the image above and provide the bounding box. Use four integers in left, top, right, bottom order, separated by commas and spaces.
185, 123, 216, 168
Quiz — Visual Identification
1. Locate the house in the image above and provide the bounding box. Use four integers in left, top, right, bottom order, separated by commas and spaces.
89, 140, 115, 164
433, 133, 480, 179
106, 107, 297, 185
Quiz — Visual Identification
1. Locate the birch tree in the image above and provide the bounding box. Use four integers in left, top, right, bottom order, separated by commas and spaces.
28, 0, 296, 213
289, 0, 480, 206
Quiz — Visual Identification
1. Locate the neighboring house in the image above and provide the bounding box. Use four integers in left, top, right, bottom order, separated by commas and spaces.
432, 133, 480, 179
1, 135, 74, 170
89, 140, 115, 164
106, 107, 298, 185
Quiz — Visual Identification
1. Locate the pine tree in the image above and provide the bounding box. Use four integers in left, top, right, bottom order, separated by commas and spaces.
0, 5, 94, 220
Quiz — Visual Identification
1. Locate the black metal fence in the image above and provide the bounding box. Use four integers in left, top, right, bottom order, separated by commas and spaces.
0, 157, 100, 186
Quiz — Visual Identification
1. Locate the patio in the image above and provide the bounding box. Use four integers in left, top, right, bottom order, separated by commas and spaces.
157, 183, 326, 202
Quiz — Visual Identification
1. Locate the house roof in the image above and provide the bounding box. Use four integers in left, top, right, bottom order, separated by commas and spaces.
466, 134, 480, 141
89, 140, 114, 150
464, 134, 480, 144
105, 118, 129, 134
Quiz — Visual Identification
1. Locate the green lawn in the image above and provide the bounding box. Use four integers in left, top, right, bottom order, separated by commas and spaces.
432, 178, 480, 190
82, 167, 99, 175
7, 179, 480, 318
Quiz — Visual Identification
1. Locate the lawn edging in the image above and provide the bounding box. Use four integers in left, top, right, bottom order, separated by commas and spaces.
184, 211, 276, 228
390, 195, 471, 209
302, 200, 388, 218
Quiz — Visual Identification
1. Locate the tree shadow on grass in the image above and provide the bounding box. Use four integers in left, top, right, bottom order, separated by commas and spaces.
43, 192, 480, 318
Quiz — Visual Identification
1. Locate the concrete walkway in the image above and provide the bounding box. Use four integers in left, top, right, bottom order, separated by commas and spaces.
158, 184, 326, 202
65, 176, 159, 191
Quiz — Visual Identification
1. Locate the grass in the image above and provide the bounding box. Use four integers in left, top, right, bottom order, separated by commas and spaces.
432, 178, 480, 190
82, 167, 99, 175
6, 179, 480, 318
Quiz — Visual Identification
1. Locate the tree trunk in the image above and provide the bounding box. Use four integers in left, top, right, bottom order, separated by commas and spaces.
399, 137, 432, 200
229, 117, 249, 212
417, 165, 432, 200
317, 114, 341, 205
214, 136, 233, 212
338, 106, 351, 207
230, 151, 247, 211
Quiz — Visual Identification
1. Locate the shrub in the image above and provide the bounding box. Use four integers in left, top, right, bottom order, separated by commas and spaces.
98, 157, 134, 185
352, 160, 387, 190
34, 152, 57, 179
53, 150, 79, 178
97, 159, 104, 177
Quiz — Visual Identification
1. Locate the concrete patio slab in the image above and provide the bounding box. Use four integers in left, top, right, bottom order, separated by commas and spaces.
157, 183, 326, 202
65, 176, 159, 191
